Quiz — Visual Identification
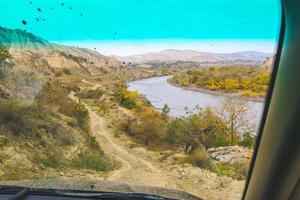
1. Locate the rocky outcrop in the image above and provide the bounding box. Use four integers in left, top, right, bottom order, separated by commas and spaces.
207, 146, 252, 164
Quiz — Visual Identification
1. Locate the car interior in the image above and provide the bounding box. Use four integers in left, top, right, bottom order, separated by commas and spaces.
242, 0, 300, 199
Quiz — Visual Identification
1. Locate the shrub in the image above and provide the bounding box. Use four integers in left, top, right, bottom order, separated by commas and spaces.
74, 99, 89, 127
0, 136, 8, 148
239, 133, 256, 148
87, 135, 99, 150
127, 107, 163, 146
62, 68, 71, 75
72, 150, 111, 171
57, 131, 75, 146
215, 163, 236, 177
39, 146, 65, 168
114, 83, 138, 109
183, 148, 211, 169
214, 138, 237, 147
35, 81, 77, 117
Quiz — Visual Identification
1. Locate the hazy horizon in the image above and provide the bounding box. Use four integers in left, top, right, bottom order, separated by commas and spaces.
57, 39, 277, 57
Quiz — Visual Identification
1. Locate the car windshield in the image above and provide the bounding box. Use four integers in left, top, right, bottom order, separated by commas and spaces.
0, 0, 281, 199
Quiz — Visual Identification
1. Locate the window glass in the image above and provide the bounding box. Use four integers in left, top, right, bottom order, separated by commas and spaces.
0, 1, 281, 199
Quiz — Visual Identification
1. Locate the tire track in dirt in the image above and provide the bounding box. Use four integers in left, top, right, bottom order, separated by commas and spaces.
69, 81, 168, 187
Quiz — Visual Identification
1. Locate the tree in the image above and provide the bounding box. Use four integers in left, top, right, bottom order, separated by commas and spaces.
218, 98, 256, 142
172, 107, 226, 153
161, 104, 170, 120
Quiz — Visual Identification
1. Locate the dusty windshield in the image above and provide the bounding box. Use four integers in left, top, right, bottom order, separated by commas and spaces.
0, 0, 280, 200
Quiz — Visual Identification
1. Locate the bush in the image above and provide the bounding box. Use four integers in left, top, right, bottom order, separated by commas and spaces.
39, 146, 65, 168
62, 68, 71, 75
114, 83, 138, 109
86, 135, 99, 150
232, 161, 249, 179
214, 161, 249, 180
57, 131, 75, 146
72, 150, 111, 171
74, 99, 89, 127
239, 133, 255, 148
0, 136, 8, 148
0, 99, 50, 136
126, 107, 163, 146
215, 163, 236, 177
214, 138, 238, 147
35, 81, 77, 117
183, 148, 211, 169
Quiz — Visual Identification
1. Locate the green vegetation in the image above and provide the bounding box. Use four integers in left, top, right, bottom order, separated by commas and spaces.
123, 107, 164, 146
172, 66, 271, 97
214, 161, 249, 180
0, 46, 12, 80
74, 99, 89, 127
0, 79, 112, 180
161, 104, 170, 120
114, 80, 139, 109
72, 149, 112, 172
181, 148, 211, 169
118, 86, 256, 151
116, 87, 256, 179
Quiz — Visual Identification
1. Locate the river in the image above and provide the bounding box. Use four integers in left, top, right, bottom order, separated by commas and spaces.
127, 76, 265, 125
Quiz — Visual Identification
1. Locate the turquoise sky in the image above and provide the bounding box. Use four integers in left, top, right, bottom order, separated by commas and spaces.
0, 0, 281, 42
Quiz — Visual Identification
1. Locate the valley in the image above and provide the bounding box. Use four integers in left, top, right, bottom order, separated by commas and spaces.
0, 27, 271, 200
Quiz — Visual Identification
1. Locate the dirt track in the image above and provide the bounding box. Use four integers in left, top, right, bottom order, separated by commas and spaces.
69, 82, 168, 187
69, 80, 245, 200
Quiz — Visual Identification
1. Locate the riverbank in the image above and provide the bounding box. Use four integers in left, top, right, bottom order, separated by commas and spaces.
167, 78, 265, 103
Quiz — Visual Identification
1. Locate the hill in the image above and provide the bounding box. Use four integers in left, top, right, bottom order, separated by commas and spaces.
118, 49, 221, 64
0, 27, 120, 77
117, 49, 273, 66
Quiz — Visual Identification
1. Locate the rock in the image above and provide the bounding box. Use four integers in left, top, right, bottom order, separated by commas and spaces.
207, 146, 252, 164
60, 172, 64, 176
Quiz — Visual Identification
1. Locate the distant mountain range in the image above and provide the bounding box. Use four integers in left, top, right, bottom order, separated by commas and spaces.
117, 49, 273, 65
0, 26, 273, 69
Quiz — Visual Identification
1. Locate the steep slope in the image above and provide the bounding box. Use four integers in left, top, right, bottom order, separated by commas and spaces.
0, 27, 120, 76
0, 27, 121, 99
0, 27, 117, 181
0, 27, 54, 50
